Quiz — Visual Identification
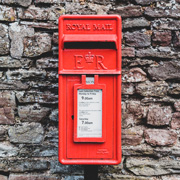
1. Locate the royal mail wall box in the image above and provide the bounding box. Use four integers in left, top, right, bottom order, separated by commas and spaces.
59, 15, 122, 165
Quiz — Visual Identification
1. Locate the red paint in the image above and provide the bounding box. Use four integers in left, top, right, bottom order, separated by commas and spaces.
59, 15, 122, 165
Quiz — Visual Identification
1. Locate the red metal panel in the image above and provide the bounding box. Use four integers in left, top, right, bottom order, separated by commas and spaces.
59, 15, 122, 165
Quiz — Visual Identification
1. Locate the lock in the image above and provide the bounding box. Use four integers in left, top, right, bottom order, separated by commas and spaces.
59, 15, 122, 165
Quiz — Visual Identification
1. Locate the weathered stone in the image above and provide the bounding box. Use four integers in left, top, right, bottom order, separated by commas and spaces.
49, 109, 58, 122
123, 18, 150, 29
62, 176, 84, 180
173, 31, 180, 47
122, 127, 143, 146
16, 91, 58, 104
153, 18, 180, 30
46, 71, 58, 82
8, 159, 48, 172
0, 107, 14, 125
129, 59, 155, 67
136, 48, 177, 59
2, 0, 32, 7
0, 91, 16, 109
122, 47, 135, 57
9, 22, 34, 59
8, 122, 44, 144
142, 97, 177, 104
35, 0, 61, 3
18, 144, 57, 157
45, 126, 58, 144
6, 69, 46, 80
0, 142, 18, 157
0, 24, 9, 55
134, 0, 160, 5
36, 58, 58, 69
52, 32, 58, 44
124, 31, 151, 47
145, 6, 180, 18
174, 101, 180, 111
122, 68, 147, 82
147, 105, 172, 126
144, 129, 177, 146
0, 56, 32, 68
0, 175, 7, 180
176, 0, 180, 3
122, 83, 135, 95
152, 31, 171, 46
109, 6, 142, 18
126, 157, 180, 176
168, 83, 180, 95
18, 5, 65, 21
136, 81, 168, 97
50, 160, 83, 174
9, 174, 58, 180
148, 61, 180, 80
20, 21, 58, 30
18, 104, 50, 122
0, 5, 16, 21
0, 127, 6, 140
0, 80, 28, 90
162, 175, 180, 180
171, 112, 180, 129
23, 33, 51, 57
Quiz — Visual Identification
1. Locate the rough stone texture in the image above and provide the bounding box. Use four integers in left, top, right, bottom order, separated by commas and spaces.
148, 61, 180, 80
136, 48, 177, 59
2, 0, 32, 7
16, 91, 58, 104
147, 105, 172, 126
168, 83, 180, 95
171, 112, 180, 129
0, 56, 32, 68
0, 142, 18, 157
122, 47, 135, 57
122, 127, 144, 146
124, 31, 151, 47
126, 157, 180, 176
136, 81, 168, 97
173, 31, 180, 47
144, 6, 180, 18
6, 69, 46, 80
8, 122, 44, 144
36, 58, 58, 69
18, 104, 50, 122
144, 129, 177, 146
0, 5, 16, 21
9, 175, 58, 180
122, 68, 147, 82
0, 175, 8, 180
123, 18, 150, 29
18, 5, 65, 21
49, 109, 58, 122
0, 127, 6, 141
152, 31, 171, 46
174, 101, 180, 111
109, 6, 142, 18
9, 22, 34, 59
153, 18, 180, 30
122, 83, 135, 95
0, 24, 9, 55
23, 33, 52, 57
135, 0, 160, 5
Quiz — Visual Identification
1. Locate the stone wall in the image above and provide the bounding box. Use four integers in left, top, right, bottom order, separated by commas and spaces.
0, 0, 180, 179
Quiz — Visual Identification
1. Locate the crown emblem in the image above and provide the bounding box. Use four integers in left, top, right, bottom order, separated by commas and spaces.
85, 52, 94, 63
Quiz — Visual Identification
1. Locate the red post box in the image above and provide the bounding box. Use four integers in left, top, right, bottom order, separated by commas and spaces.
59, 15, 122, 165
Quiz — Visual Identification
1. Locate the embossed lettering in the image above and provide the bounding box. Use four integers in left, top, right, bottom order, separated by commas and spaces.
74, 55, 84, 69
93, 24, 113, 31
66, 24, 91, 31
96, 55, 107, 70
